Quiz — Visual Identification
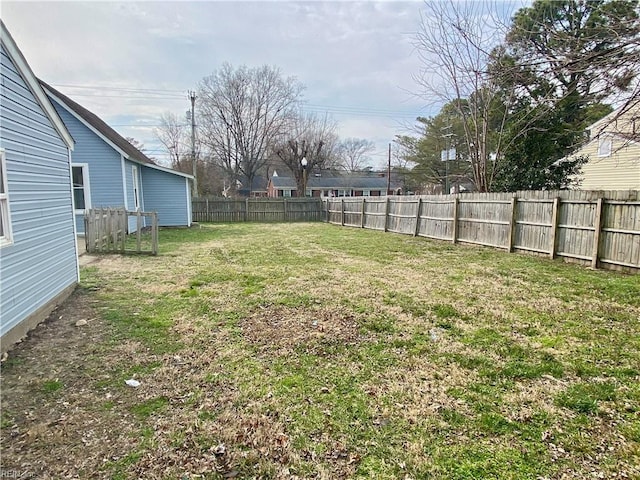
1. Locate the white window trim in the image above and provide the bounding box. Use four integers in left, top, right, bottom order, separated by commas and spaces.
282, 189, 292, 198
0, 149, 14, 248
72, 163, 91, 214
598, 136, 612, 157
362, 189, 371, 196
132, 165, 141, 210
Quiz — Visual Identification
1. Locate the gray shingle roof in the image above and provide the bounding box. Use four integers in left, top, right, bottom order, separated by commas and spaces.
271, 175, 401, 190
270, 176, 297, 188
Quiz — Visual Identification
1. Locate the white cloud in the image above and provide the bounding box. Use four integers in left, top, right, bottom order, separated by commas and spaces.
2, 0, 432, 165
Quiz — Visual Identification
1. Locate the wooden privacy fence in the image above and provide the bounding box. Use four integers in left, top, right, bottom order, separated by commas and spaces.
84, 208, 158, 255
324, 190, 640, 272
192, 198, 325, 223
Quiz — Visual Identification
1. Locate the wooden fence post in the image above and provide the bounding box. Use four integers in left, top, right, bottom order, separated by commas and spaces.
245, 198, 249, 222
452, 197, 459, 244
84, 212, 90, 253
283, 198, 288, 222
341, 198, 345, 226
507, 196, 518, 252
549, 197, 560, 259
120, 209, 126, 252
360, 198, 366, 228
325, 198, 330, 222
136, 210, 142, 252
151, 212, 158, 255
591, 198, 604, 269
413, 198, 422, 237
105, 208, 111, 252
384, 197, 390, 232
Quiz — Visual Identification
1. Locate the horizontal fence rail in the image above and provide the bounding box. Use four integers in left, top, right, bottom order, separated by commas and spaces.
84, 208, 158, 255
324, 190, 640, 272
192, 198, 325, 223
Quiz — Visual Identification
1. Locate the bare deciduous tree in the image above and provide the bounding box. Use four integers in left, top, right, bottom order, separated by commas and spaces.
415, 0, 515, 192
273, 112, 339, 195
337, 138, 375, 172
197, 63, 304, 195
153, 112, 187, 169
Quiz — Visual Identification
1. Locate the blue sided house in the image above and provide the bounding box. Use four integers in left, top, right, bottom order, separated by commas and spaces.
40, 82, 193, 234
0, 21, 79, 352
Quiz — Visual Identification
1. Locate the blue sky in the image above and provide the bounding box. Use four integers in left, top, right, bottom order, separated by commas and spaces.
2, 1, 521, 168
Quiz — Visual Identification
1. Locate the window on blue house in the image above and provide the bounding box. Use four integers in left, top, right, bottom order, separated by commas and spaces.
0, 150, 13, 247
72, 164, 90, 212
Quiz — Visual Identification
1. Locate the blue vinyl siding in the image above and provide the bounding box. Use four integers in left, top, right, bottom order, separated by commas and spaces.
141, 166, 191, 226
0, 45, 77, 338
49, 99, 125, 233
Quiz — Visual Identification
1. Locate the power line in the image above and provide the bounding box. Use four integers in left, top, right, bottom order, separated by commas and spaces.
305, 103, 418, 115
51, 83, 423, 118
57, 93, 184, 100
50, 83, 185, 94
111, 124, 189, 127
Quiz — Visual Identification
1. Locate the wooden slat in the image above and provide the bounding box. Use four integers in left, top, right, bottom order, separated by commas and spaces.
591, 198, 604, 268
452, 197, 459, 243
413, 198, 422, 237
507, 196, 517, 252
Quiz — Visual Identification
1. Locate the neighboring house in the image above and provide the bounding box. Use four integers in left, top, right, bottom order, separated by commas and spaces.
41, 82, 193, 233
570, 105, 640, 190
0, 21, 78, 352
268, 173, 403, 197
238, 175, 268, 197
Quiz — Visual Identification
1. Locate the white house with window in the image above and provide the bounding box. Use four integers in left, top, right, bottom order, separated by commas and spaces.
1, 21, 79, 352
570, 105, 640, 190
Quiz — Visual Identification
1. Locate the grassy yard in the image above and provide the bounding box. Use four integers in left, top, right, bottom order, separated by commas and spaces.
1, 223, 639, 479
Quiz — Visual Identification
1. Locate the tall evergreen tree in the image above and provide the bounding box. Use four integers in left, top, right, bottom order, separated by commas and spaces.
491, 0, 639, 191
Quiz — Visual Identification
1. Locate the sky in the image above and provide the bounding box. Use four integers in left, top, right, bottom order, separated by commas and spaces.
2, 0, 440, 169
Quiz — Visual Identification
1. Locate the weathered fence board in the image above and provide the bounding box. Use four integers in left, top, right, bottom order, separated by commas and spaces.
324, 190, 640, 272
192, 198, 324, 223
84, 208, 158, 255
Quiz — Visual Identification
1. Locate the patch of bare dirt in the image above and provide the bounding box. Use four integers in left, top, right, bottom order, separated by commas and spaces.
241, 306, 361, 356
0, 287, 142, 479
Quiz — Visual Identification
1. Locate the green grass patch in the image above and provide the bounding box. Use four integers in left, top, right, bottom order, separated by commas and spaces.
555, 381, 617, 414
41, 379, 63, 394
130, 396, 169, 419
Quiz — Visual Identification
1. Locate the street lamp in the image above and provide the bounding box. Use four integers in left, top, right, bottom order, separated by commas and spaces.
301, 157, 308, 197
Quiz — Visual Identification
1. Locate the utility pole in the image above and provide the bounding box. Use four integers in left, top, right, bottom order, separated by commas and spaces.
441, 125, 454, 195
386, 143, 391, 195
189, 90, 198, 197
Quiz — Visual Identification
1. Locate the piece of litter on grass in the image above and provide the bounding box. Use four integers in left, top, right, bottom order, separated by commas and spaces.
430, 329, 439, 342
75, 319, 88, 327
125, 379, 141, 388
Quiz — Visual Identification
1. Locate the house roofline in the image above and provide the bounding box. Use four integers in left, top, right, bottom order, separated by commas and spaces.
135, 159, 194, 179
43, 83, 193, 180
1, 21, 74, 150
44, 87, 132, 158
